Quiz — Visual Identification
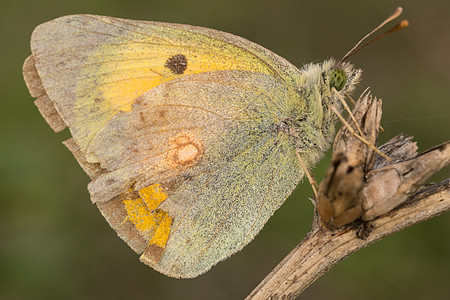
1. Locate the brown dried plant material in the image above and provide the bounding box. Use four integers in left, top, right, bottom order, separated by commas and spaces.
318, 92, 449, 226
362, 140, 450, 220
247, 92, 449, 300
317, 92, 382, 227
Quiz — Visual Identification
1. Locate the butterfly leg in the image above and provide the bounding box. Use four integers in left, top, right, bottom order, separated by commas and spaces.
330, 102, 391, 162
332, 87, 365, 137
344, 88, 385, 133
295, 149, 318, 199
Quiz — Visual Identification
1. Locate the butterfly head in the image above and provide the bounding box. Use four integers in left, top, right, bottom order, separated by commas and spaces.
293, 59, 362, 155
321, 59, 362, 96
322, 60, 361, 139
320, 58, 362, 124
300, 58, 361, 108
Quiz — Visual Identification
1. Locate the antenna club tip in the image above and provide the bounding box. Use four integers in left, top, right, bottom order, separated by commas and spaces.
400, 20, 410, 28
340, 8, 407, 62
390, 7, 404, 19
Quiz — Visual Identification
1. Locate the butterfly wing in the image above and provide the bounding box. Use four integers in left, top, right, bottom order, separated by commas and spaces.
24, 14, 302, 160
23, 15, 305, 278
91, 70, 303, 278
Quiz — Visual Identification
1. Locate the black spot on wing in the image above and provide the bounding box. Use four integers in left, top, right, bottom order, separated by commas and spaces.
165, 54, 188, 75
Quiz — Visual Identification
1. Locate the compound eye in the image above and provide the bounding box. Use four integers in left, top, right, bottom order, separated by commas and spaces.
329, 68, 347, 91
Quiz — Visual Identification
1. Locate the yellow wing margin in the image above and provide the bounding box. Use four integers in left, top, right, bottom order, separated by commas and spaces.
25, 14, 302, 161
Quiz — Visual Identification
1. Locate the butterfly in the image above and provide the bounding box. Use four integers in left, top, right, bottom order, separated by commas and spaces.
23, 11, 404, 278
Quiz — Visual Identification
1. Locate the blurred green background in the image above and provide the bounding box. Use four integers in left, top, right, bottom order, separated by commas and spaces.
1, 0, 448, 299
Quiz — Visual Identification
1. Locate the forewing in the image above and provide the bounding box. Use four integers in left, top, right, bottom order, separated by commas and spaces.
24, 14, 302, 161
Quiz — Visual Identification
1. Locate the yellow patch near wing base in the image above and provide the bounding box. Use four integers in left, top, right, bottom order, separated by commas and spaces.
123, 184, 173, 262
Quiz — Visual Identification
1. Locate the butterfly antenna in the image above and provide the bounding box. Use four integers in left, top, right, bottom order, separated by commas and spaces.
340, 7, 409, 63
